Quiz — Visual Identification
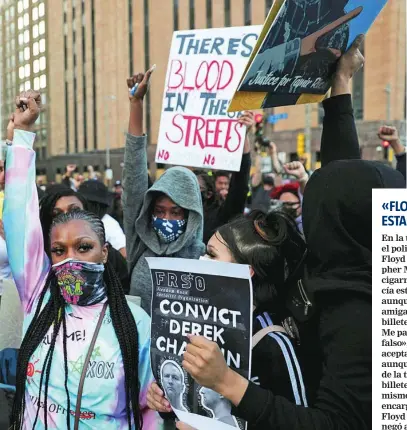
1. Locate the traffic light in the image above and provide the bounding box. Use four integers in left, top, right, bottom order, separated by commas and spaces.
297, 133, 305, 156
255, 113, 264, 139
382, 140, 390, 160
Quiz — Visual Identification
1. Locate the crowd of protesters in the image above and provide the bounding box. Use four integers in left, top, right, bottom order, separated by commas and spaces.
0, 34, 404, 430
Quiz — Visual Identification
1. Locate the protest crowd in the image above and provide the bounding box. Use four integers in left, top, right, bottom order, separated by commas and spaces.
0, 27, 404, 430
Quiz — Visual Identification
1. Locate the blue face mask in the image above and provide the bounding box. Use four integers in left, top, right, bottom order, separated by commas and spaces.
152, 216, 187, 244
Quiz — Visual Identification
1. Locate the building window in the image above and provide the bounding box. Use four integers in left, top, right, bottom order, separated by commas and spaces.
91, 0, 97, 150
34, 59, 40, 73
189, 0, 195, 29
33, 41, 39, 55
25, 64, 30, 77
128, 0, 133, 75
39, 39, 45, 53
18, 1, 23, 13
65, 82, 70, 153
18, 17, 24, 29
19, 33, 24, 45
206, 0, 212, 28
24, 81, 30, 90
39, 3, 45, 17
40, 74, 46, 88
23, 0, 29, 10
40, 56, 46, 70
24, 46, 30, 60
33, 7, 38, 21
19, 50, 24, 62
144, 0, 151, 143
24, 30, 30, 43
225, 0, 231, 26
173, 0, 179, 31
33, 24, 39, 38
10, 6, 15, 17
19, 66, 25, 79
244, 0, 251, 25
23, 12, 29, 26
39, 21, 45, 35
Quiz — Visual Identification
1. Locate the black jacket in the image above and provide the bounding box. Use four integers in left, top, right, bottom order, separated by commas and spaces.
203, 153, 251, 244
234, 94, 405, 429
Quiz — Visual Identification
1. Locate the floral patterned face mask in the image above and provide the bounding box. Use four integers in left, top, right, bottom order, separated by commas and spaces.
52, 258, 106, 306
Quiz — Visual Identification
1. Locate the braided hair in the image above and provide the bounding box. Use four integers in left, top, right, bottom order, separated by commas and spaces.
39, 187, 87, 256
11, 210, 142, 429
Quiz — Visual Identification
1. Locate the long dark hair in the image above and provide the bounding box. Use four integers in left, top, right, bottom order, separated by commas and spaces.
217, 211, 306, 313
39, 187, 87, 256
11, 210, 142, 429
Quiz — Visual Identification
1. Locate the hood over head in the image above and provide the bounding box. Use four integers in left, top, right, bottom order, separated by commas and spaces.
135, 166, 204, 255
303, 160, 405, 296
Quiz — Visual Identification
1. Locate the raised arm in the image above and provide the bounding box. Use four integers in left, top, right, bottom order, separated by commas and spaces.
320, 35, 365, 167
218, 112, 253, 224
122, 69, 154, 273
378, 125, 406, 181
3, 91, 50, 314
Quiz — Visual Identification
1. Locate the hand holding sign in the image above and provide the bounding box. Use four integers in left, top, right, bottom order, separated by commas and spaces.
183, 335, 230, 392
300, 7, 363, 58
146, 382, 172, 413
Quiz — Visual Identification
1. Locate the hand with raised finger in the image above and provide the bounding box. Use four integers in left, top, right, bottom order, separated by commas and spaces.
146, 382, 172, 413
127, 65, 155, 103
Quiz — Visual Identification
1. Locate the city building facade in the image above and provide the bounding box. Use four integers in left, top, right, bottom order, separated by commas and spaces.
0, 0, 406, 180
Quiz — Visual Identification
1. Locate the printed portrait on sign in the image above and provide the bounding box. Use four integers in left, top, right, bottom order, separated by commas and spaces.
199, 387, 239, 428
160, 359, 188, 412
240, 0, 354, 107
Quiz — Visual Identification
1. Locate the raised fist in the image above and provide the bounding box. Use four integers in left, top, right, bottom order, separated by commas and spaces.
13, 90, 42, 132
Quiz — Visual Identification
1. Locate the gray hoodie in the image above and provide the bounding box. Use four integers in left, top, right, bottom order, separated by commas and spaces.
122, 134, 205, 313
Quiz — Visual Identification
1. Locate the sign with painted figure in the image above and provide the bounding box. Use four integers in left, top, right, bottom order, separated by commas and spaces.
229, 0, 387, 110
147, 257, 253, 430
156, 26, 261, 172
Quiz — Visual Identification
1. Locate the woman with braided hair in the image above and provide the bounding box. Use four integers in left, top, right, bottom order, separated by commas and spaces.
4, 90, 161, 429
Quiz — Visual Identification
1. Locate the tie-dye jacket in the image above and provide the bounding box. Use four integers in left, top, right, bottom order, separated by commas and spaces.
3, 129, 162, 429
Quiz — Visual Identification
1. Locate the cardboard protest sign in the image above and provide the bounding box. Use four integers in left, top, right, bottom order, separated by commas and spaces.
229, 0, 387, 110
147, 257, 253, 430
156, 26, 261, 172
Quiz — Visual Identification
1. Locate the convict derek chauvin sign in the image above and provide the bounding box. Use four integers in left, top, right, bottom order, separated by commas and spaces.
146, 257, 253, 430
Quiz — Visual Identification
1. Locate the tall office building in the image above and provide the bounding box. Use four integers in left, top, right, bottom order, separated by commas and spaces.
0, 0, 49, 166
1, 0, 406, 179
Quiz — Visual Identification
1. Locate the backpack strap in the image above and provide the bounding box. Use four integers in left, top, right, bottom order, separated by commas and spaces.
252, 325, 287, 349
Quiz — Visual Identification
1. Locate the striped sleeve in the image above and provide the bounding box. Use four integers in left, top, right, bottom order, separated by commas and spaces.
255, 312, 308, 407
3, 130, 50, 314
